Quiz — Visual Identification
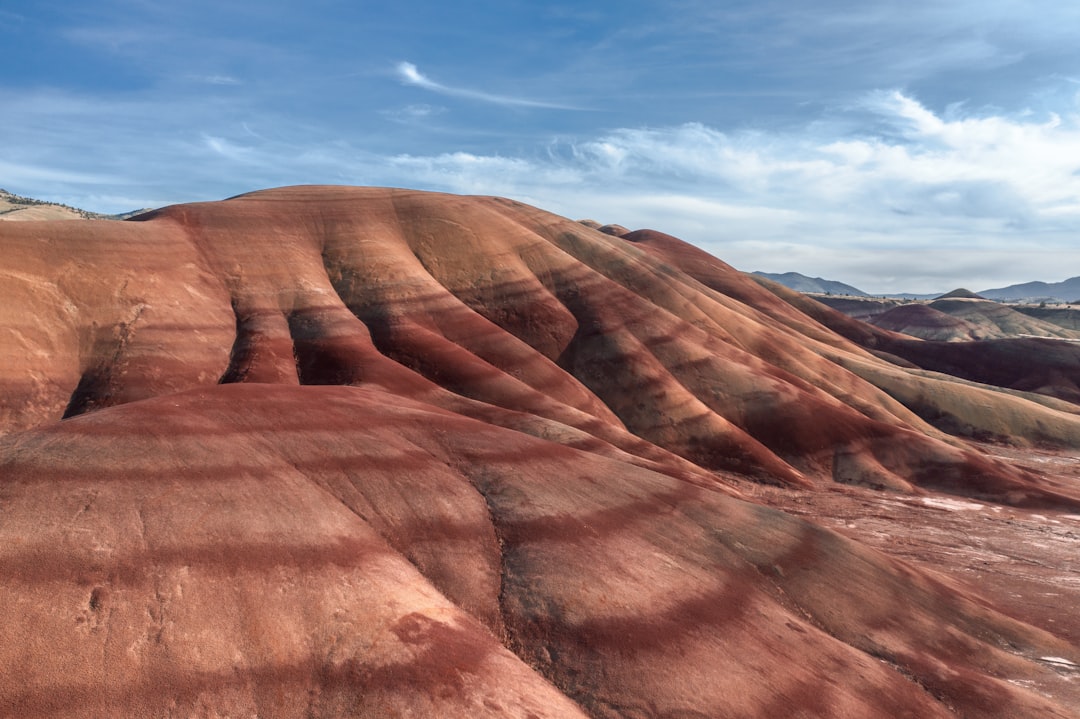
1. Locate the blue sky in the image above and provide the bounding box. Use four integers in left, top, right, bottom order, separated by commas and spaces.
5, 1, 1080, 293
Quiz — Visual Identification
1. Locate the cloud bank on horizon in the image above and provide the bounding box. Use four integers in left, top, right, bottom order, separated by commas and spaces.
4, 0, 1080, 293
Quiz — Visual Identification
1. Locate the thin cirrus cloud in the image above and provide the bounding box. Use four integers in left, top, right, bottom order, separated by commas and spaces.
0, 158, 118, 186
195, 75, 242, 86
380, 103, 447, 125
201, 134, 260, 164
395, 61, 583, 110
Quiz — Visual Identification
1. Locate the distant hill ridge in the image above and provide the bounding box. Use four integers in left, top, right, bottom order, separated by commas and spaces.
760, 270, 1080, 303
0, 189, 150, 221
979, 277, 1080, 303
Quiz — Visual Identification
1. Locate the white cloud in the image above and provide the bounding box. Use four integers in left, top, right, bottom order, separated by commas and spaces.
396, 62, 438, 91
358, 92, 1080, 292
394, 61, 583, 110
5, 81, 1080, 293
201, 134, 258, 163
383, 151, 582, 197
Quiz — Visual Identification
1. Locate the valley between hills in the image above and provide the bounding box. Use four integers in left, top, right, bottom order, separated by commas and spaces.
1, 185, 1079, 718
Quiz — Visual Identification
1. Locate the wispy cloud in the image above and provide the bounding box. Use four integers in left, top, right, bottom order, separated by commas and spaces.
357, 91, 1080, 292
380, 103, 447, 125
201, 134, 259, 163
395, 61, 583, 110
6, 76, 1080, 293
194, 74, 241, 86
0, 159, 118, 186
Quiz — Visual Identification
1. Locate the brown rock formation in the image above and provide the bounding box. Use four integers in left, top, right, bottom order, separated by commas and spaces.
2, 186, 1079, 717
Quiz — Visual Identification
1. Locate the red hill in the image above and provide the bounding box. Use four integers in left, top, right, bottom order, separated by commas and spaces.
1, 186, 1078, 717
870, 302, 983, 341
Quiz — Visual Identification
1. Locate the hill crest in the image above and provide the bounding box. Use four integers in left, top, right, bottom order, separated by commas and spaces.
0, 188, 151, 221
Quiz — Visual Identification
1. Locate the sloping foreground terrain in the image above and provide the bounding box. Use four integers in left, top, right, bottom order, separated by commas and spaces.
1, 186, 1079, 717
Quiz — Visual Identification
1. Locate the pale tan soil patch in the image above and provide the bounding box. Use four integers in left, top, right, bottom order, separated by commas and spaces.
749, 442, 1080, 709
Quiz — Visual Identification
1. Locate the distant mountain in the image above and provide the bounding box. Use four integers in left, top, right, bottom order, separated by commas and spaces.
755, 269, 1080, 304
752, 271, 868, 296
978, 277, 1080, 303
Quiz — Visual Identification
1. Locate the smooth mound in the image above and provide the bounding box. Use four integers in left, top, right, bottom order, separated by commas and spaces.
870, 302, 984, 341
2, 186, 1080, 717
936, 288, 985, 300
818, 290, 1080, 342
927, 297, 1080, 341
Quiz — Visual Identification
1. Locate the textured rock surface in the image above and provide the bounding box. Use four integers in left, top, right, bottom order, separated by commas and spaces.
2, 186, 1079, 717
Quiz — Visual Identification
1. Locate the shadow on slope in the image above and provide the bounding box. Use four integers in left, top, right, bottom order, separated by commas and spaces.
0, 384, 1076, 718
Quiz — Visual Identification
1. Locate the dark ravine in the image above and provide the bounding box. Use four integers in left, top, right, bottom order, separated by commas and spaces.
1, 185, 1078, 717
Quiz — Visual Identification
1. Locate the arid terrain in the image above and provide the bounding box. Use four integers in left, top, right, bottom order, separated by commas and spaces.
1, 186, 1078, 718
814, 290, 1080, 342
0, 189, 148, 222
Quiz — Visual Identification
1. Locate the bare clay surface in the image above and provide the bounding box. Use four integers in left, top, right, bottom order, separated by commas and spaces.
751, 445, 1080, 708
